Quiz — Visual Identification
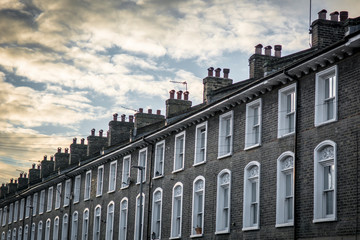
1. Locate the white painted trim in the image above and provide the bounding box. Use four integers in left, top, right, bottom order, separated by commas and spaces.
245, 99, 262, 150
96, 165, 104, 197
170, 182, 183, 238
218, 111, 233, 158
278, 83, 297, 138
151, 188, 163, 240
108, 160, 117, 193
137, 148, 147, 184
173, 131, 186, 172
194, 122, 208, 165
153, 140, 165, 178
191, 176, 205, 236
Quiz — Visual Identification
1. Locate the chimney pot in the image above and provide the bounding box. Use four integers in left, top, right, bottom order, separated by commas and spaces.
24, 173, 27, 178
183, 91, 189, 101
264, 46, 272, 56
73, 138, 77, 144
176, 90, 183, 100
207, 67, 214, 77
15, 180, 17, 184
113, 113, 118, 121
156, 110, 161, 115
50, 156, 54, 161
37, 165, 40, 170
121, 114, 126, 122
340, 11, 348, 21
223, 68, 230, 78
274, 45, 282, 57
139, 108, 143, 113
91, 128, 95, 136
81, 138, 85, 145
255, 44, 263, 54
57, 147, 61, 153
129, 115, 134, 122
215, 68, 221, 77
65, 148, 69, 154
32, 163, 36, 169
20, 173, 23, 178
330, 11, 339, 21
148, 109, 152, 114
318, 9, 327, 20
169, 90, 175, 99
99, 130, 103, 137
43, 155, 47, 161
10, 179, 13, 183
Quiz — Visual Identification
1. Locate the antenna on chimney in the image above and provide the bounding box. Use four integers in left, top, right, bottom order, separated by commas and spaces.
170, 81, 188, 91
119, 105, 137, 112
309, 0, 312, 47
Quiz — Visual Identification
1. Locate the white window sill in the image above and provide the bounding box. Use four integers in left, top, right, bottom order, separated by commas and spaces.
215, 230, 230, 235
96, 193, 102, 197
107, 190, 115, 194
217, 153, 232, 160
120, 185, 129, 190
315, 118, 337, 127
169, 236, 181, 239
136, 181, 146, 185
278, 132, 295, 139
313, 217, 336, 223
190, 234, 203, 238
55, 207, 60, 210
73, 201, 79, 205
153, 175, 164, 180
242, 226, 259, 231
244, 143, 261, 151
172, 168, 184, 174
63, 204, 69, 208
46, 210, 51, 213
84, 198, 90, 202
275, 222, 294, 228
193, 161, 206, 167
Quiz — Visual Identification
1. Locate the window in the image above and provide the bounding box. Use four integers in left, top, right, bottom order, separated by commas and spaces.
12, 228, 16, 240
151, 188, 163, 240
37, 221, 43, 240
216, 169, 231, 234
108, 161, 117, 192
218, 111, 233, 158
93, 205, 101, 240
84, 171, 91, 201
314, 140, 337, 222
64, 179, 71, 207
245, 99, 262, 150
31, 223, 35, 240
315, 66, 338, 126
25, 196, 31, 218
121, 156, 131, 188
276, 152, 294, 227
194, 122, 207, 165
154, 141, 165, 178
47, 187, 53, 212
134, 193, 145, 240
8, 203, 13, 224
55, 183, 62, 209
32, 193, 38, 216
278, 84, 296, 138
7, 230, 10, 240
243, 161, 260, 230
2, 206, 7, 226
18, 227, 22, 240
137, 148, 147, 183
0, 208, 2, 226
1, 232, 4, 240
191, 177, 205, 236
53, 217, 59, 240
23, 225, 29, 240
170, 183, 183, 238
81, 209, 89, 240
173, 132, 185, 172
73, 176, 81, 204
39, 190, 45, 214
105, 202, 114, 240
19, 199, 24, 221
119, 198, 128, 240
13, 201, 18, 223
96, 165, 104, 196
45, 219, 50, 240
71, 211, 78, 239
61, 214, 68, 240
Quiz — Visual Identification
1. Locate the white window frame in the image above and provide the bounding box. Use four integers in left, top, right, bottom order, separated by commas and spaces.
276, 152, 295, 227
278, 83, 296, 138
39, 190, 45, 214
84, 171, 91, 201
73, 176, 81, 204
153, 141, 165, 179
13, 201, 18, 223
121, 155, 131, 189
64, 179, 71, 207
61, 214, 68, 240
25, 196, 31, 218
45, 219, 50, 240
194, 122, 207, 166
151, 188, 163, 240
37, 221, 42, 240
18, 226, 22, 240
7, 230, 11, 240
2, 206, 7, 226
216, 169, 231, 234
245, 99, 262, 150
243, 161, 260, 231
53, 217, 59, 240
315, 65, 338, 127
134, 193, 145, 240
93, 205, 101, 240
173, 132, 185, 173
12, 228, 16, 240
96, 165, 104, 197
119, 198, 128, 240
8, 203, 13, 224
19, 199, 24, 221
55, 183, 61, 210
137, 148, 147, 184
218, 111, 233, 159
313, 140, 337, 223
191, 176, 205, 237
82, 209, 89, 240
0, 208, 2, 226
47, 187, 53, 212
105, 202, 115, 240
32, 193, 38, 217
24, 225, 29, 240
71, 211, 78, 240
170, 182, 183, 239
108, 161, 117, 192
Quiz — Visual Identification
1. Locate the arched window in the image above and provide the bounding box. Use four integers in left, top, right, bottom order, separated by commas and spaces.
31, 223, 35, 240
243, 161, 260, 230
119, 198, 128, 240
36, 221, 42, 240
61, 214, 68, 240
276, 152, 294, 227
314, 140, 337, 222
6, 230, 10, 240
17, 227, 22, 240
170, 183, 183, 238
105, 202, 115, 240
82, 209, 89, 240
11, 228, 16, 240
151, 188, 163, 239
53, 217, 59, 240
191, 177, 205, 236
134, 193, 145, 240
23, 225, 28, 240
93, 205, 101, 240
45, 219, 51, 240
71, 211, 78, 239
1, 232, 4, 240
216, 169, 231, 234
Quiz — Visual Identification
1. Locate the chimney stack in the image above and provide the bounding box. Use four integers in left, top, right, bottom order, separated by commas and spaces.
70, 136, 88, 166
41, 154, 54, 179
17, 173, 28, 190
203, 67, 233, 103
28, 164, 41, 185
318, 9, 327, 20
157, 110, 161, 115
274, 45, 282, 57
330, 11, 339, 21
148, 109, 152, 114
340, 11, 348, 21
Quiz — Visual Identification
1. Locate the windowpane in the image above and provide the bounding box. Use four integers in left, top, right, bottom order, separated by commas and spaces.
326, 191, 334, 215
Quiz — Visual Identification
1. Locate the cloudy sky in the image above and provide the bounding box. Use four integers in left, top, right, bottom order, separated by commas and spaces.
0, 0, 359, 184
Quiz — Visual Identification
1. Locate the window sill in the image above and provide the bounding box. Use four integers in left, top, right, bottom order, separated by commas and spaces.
313, 217, 336, 223
172, 168, 184, 174
84, 198, 90, 202
275, 222, 294, 228
153, 175, 164, 180
136, 181, 146, 185
73, 201, 79, 205
96, 194, 102, 197
190, 233, 203, 238
63, 204, 69, 208
242, 226, 259, 231
46, 210, 51, 213
193, 161, 206, 167
169, 236, 181, 239
215, 230, 229, 235
244, 143, 261, 151
278, 132, 295, 139
107, 190, 115, 194
217, 153, 232, 160
315, 118, 337, 127
120, 185, 129, 190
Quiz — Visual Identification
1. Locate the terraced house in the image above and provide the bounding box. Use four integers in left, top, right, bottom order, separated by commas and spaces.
1, 9, 360, 240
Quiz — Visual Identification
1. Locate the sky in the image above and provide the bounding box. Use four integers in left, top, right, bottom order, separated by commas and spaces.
0, 0, 359, 184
